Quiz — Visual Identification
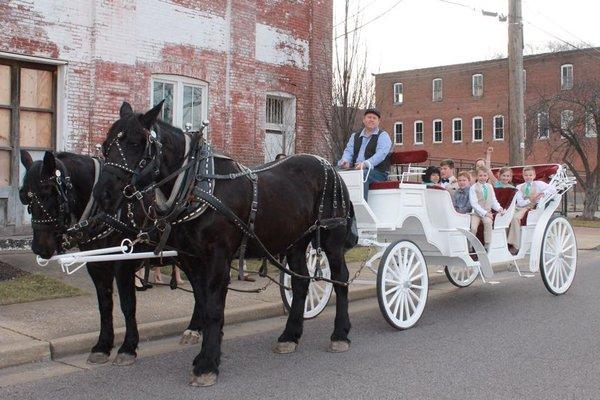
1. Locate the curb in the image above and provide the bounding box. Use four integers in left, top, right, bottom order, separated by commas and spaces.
0, 267, 491, 369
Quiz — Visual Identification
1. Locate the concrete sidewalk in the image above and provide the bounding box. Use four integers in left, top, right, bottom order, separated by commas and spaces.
0, 225, 597, 370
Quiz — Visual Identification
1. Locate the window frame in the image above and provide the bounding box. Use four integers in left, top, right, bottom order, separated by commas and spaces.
537, 111, 550, 139
452, 117, 462, 143
561, 64, 573, 90
472, 74, 483, 97
393, 82, 403, 104
585, 112, 597, 138
472, 116, 483, 142
432, 119, 443, 143
150, 74, 209, 131
414, 120, 424, 145
393, 122, 403, 145
493, 115, 504, 141
432, 78, 442, 102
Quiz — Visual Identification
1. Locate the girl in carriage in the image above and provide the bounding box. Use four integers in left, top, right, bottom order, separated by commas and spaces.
422, 166, 442, 188
494, 167, 515, 188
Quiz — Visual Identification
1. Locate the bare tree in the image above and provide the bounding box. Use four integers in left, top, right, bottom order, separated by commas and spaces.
319, 0, 375, 162
526, 80, 600, 219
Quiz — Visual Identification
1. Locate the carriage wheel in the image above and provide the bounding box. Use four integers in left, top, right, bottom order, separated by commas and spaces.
540, 216, 577, 295
377, 240, 428, 330
444, 265, 478, 288
279, 244, 333, 319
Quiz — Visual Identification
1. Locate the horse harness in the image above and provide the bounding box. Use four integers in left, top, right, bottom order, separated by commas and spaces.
98, 125, 354, 287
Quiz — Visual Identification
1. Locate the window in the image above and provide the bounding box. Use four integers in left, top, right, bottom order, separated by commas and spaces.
432, 78, 442, 101
560, 110, 573, 137
537, 112, 549, 139
561, 64, 573, 90
493, 115, 504, 140
393, 83, 403, 104
151, 75, 208, 131
452, 118, 462, 142
472, 116, 483, 141
414, 121, 424, 145
585, 113, 597, 137
472, 74, 483, 97
523, 69, 527, 92
0, 59, 57, 231
433, 119, 443, 143
394, 122, 403, 145
264, 92, 296, 161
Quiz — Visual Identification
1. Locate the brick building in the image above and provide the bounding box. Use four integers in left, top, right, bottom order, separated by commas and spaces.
0, 0, 332, 234
375, 48, 600, 168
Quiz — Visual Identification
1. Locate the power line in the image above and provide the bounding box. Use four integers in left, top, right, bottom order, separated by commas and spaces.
333, 0, 379, 28
522, 2, 600, 58
334, 0, 407, 40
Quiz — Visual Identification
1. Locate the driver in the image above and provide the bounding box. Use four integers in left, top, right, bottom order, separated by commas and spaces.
338, 108, 392, 200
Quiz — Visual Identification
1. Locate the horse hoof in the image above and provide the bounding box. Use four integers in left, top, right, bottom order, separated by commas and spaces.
113, 353, 136, 366
273, 341, 298, 354
189, 372, 218, 387
180, 329, 201, 345
86, 352, 109, 364
328, 340, 350, 353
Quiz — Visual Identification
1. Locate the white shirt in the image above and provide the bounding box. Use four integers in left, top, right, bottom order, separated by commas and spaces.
515, 180, 557, 208
469, 182, 502, 217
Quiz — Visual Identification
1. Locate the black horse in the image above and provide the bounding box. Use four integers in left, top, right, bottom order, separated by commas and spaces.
94, 101, 355, 386
19, 150, 201, 366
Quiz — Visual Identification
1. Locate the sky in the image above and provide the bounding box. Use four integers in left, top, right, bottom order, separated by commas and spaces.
333, 0, 600, 74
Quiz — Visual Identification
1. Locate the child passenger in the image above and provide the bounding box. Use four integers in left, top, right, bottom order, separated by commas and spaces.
452, 171, 472, 214
507, 166, 557, 254
423, 166, 442, 187
469, 166, 505, 250
494, 167, 515, 188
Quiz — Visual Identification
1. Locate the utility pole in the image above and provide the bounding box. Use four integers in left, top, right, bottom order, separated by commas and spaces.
508, 0, 525, 165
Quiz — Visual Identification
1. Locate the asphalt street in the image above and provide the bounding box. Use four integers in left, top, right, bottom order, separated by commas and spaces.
2, 250, 599, 400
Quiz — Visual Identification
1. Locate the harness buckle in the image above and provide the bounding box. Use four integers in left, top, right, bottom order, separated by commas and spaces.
134, 191, 144, 200
123, 184, 137, 199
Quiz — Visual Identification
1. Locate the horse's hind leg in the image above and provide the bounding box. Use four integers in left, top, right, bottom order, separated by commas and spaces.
275, 240, 310, 354
86, 263, 115, 364
323, 229, 351, 352
113, 260, 139, 365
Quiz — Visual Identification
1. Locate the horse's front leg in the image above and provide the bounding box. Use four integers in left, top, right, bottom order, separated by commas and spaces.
275, 243, 310, 354
187, 252, 229, 387
324, 239, 351, 353
113, 260, 139, 365
86, 263, 115, 364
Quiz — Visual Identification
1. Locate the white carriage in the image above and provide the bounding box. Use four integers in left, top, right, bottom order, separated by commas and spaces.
282, 152, 577, 330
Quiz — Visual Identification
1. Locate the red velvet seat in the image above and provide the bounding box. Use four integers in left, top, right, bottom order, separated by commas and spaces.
491, 164, 559, 184
494, 187, 518, 209
369, 180, 401, 190
389, 150, 429, 164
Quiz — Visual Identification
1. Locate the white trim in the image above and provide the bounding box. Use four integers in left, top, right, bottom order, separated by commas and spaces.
413, 120, 424, 145
56, 65, 68, 151
523, 69, 527, 93
393, 121, 403, 145
493, 115, 504, 141
452, 117, 462, 143
0, 51, 68, 65
472, 74, 483, 97
432, 78, 442, 101
537, 111, 550, 139
149, 74, 209, 131
560, 64, 573, 90
432, 119, 443, 143
472, 116, 483, 142
393, 82, 403, 104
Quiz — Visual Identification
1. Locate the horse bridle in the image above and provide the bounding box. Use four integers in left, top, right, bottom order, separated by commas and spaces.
21, 159, 74, 233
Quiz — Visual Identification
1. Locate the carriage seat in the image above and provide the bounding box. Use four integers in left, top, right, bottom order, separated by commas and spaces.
369, 150, 429, 190
491, 164, 559, 185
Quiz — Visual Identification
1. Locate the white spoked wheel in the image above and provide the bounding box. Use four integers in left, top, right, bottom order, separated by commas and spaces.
280, 245, 333, 319
540, 216, 577, 295
444, 265, 478, 288
377, 240, 428, 330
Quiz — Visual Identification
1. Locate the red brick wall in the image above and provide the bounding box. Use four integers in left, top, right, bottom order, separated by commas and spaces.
376, 49, 600, 170
0, 0, 332, 165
